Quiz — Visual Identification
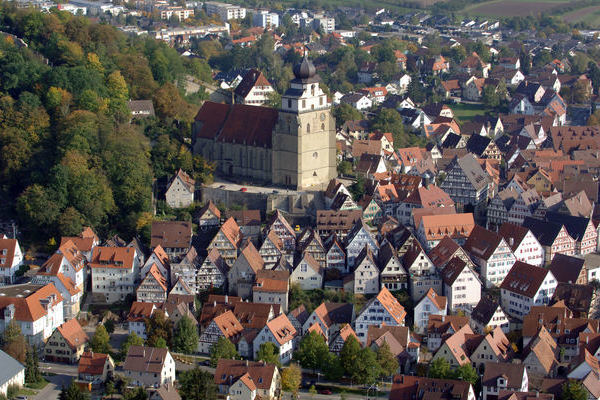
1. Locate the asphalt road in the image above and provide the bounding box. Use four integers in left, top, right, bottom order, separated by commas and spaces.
32, 373, 74, 400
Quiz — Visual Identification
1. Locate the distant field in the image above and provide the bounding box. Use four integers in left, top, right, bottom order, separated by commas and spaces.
464, 0, 569, 16
449, 102, 490, 122
562, 5, 600, 26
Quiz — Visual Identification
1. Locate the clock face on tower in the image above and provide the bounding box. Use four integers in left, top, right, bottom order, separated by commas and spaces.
320, 113, 326, 121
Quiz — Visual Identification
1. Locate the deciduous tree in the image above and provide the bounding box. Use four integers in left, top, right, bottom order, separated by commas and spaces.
89, 325, 111, 354
281, 364, 302, 395
294, 331, 328, 371
173, 316, 199, 354
209, 337, 238, 367
179, 367, 217, 400
256, 342, 281, 367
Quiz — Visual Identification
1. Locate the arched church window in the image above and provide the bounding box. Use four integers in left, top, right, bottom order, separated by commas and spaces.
307, 123, 310, 133
321, 123, 325, 131
320, 96, 323, 106
302, 99, 306, 109
311, 85, 315, 96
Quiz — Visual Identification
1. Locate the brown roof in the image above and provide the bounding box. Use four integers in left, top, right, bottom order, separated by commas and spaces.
390, 375, 472, 400
169, 169, 195, 193
418, 213, 475, 242
127, 301, 161, 322
78, 352, 111, 376
58, 240, 86, 271
226, 210, 261, 226
151, 383, 181, 400
56, 318, 89, 349
463, 225, 505, 261
369, 287, 406, 325
471, 297, 502, 325
266, 313, 296, 345
367, 325, 410, 349
316, 210, 363, 233
143, 264, 168, 292
523, 326, 558, 374
404, 185, 454, 209
550, 126, 600, 153
482, 362, 526, 388
441, 257, 476, 286
0, 283, 63, 322
218, 217, 242, 248
549, 254, 585, 284
498, 223, 531, 252
500, 261, 552, 298
150, 221, 192, 250
194, 101, 279, 148
214, 359, 276, 390
552, 283, 594, 316
427, 314, 470, 335
288, 305, 309, 325
439, 324, 474, 366
90, 246, 136, 270
233, 302, 279, 330
427, 237, 462, 268
213, 310, 244, 339
235, 69, 272, 99
123, 345, 171, 374
423, 288, 446, 311
253, 270, 289, 293
60, 226, 98, 253
313, 302, 354, 328
199, 200, 220, 220
239, 242, 264, 273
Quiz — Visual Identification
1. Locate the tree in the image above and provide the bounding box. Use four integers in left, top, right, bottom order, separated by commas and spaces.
121, 332, 144, 359
376, 342, 399, 378
561, 380, 587, 400
145, 310, 172, 349
281, 364, 302, 395
482, 85, 500, 108
588, 110, 600, 125
25, 346, 42, 384
349, 176, 366, 202
352, 348, 381, 385
2, 320, 27, 363
294, 331, 328, 371
322, 352, 344, 381
256, 342, 281, 367
89, 325, 111, 354
173, 316, 199, 354
452, 364, 479, 388
179, 367, 217, 400
209, 337, 239, 367
428, 357, 451, 379
340, 335, 361, 376
337, 160, 352, 176
332, 103, 362, 128
124, 387, 148, 400
59, 381, 89, 400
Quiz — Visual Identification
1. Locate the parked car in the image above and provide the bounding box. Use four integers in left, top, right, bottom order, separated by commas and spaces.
319, 389, 332, 395
240, 187, 247, 192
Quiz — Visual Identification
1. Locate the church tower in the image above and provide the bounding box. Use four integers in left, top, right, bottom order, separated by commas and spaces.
272, 57, 337, 190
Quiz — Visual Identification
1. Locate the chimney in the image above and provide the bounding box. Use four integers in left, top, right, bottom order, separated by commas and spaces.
587, 336, 589, 344
214, 301, 217, 307
509, 237, 514, 247
225, 295, 228, 304
245, 360, 249, 367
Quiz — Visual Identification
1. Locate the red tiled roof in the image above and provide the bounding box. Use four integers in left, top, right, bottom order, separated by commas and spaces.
56, 318, 89, 349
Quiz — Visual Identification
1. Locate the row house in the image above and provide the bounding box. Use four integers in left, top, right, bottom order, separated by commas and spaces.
546, 212, 597, 256
197, 248, 228, 291
141, 246, 170, 280
90, 246, 140, 303
136, 264, 168, 303
208, 217, 242, 266
470, 296, 510, 334
427, 236, 472, 270
198, 310, 244, 354
441, 257, 482, 313
263, 211, 296, 253
316, 209, 363, 240
344, 219, 379, 268
464, 225, 516, 288
389, 375, 476, 400
34, 254, 82, 319
0, 283, 64, 346
259, 231, 287, 269
404, 242, 442, 303
523, 217, 576, 264
395, 185, 455, 226
324, 234, 346, 272
302, 302, 354, 342
367, 325, 420, 370
297, 229, 326, 267
198, 200, 220, 228
60, 226, 99, 262
379, 242, 408, 291
487, 187, 540, 230
426, 315, 469, 352
253, 314, 296, 364
414, 288, 447, 334
253, 270, 290, 313
482, 363, 528, 400
170, 247, 199, 294
416, 212, 475, 250
549, 254, 587, 285
500, 261, 557, 320
329, 324, 358, 354
498, 223, 544, 267
228, 242, 264, 299
439, 154, 490, 222
127, 301, 162, 339
150, 221, 192, 259
290, 252, 323, 291
353, 287, 406, 341
349, 247, 379, 295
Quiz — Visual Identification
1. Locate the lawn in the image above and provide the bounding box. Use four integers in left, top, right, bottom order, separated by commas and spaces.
447, 102, 490, 122
562, 5, 600, 26
26, 378, 49, 390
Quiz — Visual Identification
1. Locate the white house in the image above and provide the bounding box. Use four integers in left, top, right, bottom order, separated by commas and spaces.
0, 350, 25, 397
0, 283, 64, 346
165, 169, 195, 208
470, 297, 510, 334
482, 362, 528, 400
0, 237, 23, 284
463, 225, 516, 288
123, 346, 175, 387
414, 288, 447, 334
441, 257, 482, 314
340, 93, 372, 110
290, 252, 323, 290
403, 242, 442, 302
353, 287, 406, 341
253, 314, 296, 364
344, 219, 378, 269
351, 247, 380, 295
498, 223, 544, 267
90, 247, 141, 303
500, 261, 557, 320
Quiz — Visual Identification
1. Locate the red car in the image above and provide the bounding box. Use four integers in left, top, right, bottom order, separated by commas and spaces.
239, 187, 247, 192
318, 389, 332, 395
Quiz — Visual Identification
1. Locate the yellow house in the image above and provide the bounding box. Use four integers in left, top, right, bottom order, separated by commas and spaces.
527, 168, 553, 192
44, 318, 89, 364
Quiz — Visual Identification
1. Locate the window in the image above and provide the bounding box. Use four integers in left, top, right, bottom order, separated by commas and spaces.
307, 123, 310, 133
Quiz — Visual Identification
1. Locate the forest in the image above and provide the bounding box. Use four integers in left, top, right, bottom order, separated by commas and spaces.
0, 2, 213, 246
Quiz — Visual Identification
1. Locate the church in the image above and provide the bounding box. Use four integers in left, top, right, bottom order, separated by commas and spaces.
192, 57, 337, 190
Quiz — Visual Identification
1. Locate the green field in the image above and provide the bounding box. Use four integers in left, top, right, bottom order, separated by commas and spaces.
448, 102, 490, 122
562, 5, 600, 27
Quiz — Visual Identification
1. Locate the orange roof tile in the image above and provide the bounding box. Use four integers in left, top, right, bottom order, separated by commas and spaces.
56, 318, 89, 349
